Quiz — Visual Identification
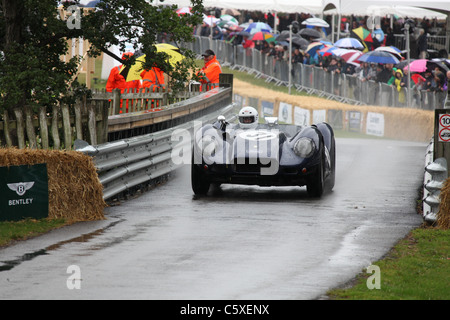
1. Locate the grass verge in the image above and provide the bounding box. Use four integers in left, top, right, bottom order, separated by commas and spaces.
0, 218, 67, 247
327, 227, 450, 300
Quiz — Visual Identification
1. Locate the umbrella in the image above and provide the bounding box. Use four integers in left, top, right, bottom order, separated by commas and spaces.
403, 59, 428, 73
223, 23, 243, 32
432, 58, 450, 68
412, 74, 426, 84
318, 45, 336, 56
290, 36, 309, 50
375, 46, 402, 59
244, 22, 273, 34
237, 30, 251, 38
350, 27, 373, 52
299, 28, 321, 39
358, 50, 400, 64
221, 8, 240, 16
301, 17, 329, 28
250, 31, 275, 42
218, 14, 238, 27
427, 60, 450, 73
336, 49, 364, 66
176, 7, 191, 15
119, 44, 184, 82
334, 38, 364, 50
276, 30, 291, 42
306, 42, 324, 56
203, 15, 220, 26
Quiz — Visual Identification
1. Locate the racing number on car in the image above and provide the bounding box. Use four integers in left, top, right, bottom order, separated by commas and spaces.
439, 114, 450, 142
239, 131, 277, 141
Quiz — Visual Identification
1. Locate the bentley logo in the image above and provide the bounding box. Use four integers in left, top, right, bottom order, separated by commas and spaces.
7, 182, 35, 196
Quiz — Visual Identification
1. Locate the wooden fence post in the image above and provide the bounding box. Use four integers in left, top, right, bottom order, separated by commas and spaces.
38, 107, 49, 149
51, 104, 61, 149
61, 103, 72, 150
13, 108, 25, 149
113, 89, 121, 115
3, 110, 13, 147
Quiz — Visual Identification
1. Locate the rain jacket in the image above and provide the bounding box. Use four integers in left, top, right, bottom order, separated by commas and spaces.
106, 52, 141, 93
394, 69, 405, 104
197, 55, 222, 89
140, 67, 165, 92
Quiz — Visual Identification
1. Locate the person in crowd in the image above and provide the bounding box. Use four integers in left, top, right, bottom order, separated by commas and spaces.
261, 41, 271, 55
417, 28, 428, 59
211, 23, 223, 40
356, 62, 372, 82
196, 49, 222, 91
424, 70, 436, 91
200, 22, 210, 37
432, 71, 447, 108
291, 48, 304, 64
394, 69, 406, 105
384, 27, 395, 46
376, 63, 394, 83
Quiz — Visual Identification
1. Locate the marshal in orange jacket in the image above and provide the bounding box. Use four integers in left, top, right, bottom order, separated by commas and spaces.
105, 52, 141, 93
197, 49, 222, 90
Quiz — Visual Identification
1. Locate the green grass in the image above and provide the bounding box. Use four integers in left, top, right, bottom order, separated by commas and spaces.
0, 218, 67, 247
327, 228, 450, 300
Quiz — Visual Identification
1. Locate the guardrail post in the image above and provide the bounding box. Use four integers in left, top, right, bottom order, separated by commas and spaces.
424, 157, 448, 223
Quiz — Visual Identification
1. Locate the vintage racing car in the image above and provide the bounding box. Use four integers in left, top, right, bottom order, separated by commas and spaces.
191, 106, 335, 197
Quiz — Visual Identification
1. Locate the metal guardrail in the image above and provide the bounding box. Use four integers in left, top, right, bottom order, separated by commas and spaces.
76, 103, 237, 201
423, 139, 448, 224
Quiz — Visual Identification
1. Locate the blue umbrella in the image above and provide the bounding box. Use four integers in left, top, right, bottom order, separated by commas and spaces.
244, 22, 273, 34
358, 50, 400, 64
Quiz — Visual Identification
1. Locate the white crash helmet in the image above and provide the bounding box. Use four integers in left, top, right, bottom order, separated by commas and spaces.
238, 106, 259, 129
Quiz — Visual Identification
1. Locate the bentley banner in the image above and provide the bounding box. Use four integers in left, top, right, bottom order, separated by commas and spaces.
0, 163, 49, 221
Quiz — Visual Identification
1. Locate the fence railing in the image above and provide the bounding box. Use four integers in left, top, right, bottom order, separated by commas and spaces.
183, 35, 446, 110
0, 82, 227, 150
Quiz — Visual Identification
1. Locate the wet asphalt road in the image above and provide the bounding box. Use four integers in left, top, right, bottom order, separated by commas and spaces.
0, 138, 425, 300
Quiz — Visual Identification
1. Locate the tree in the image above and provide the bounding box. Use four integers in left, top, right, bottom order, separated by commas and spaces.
0, 0, 204, 115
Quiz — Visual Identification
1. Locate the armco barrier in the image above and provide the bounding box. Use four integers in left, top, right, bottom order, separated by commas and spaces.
77, 103, 237, 201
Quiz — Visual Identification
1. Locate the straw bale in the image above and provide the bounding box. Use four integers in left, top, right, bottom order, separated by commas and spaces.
233, 79, 433, 142
438, 178, 450, 229
0, 148, 106, 222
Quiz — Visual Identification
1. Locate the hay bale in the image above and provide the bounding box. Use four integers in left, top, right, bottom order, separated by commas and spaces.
0, 148, 106, 222
438, 178, 450, 229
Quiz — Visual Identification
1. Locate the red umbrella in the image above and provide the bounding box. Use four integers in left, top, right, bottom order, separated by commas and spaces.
250, 31, 274, 42
412, 74, 426, 84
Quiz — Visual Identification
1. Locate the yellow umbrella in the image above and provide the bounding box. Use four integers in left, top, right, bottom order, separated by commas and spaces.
120, 44, 184, 81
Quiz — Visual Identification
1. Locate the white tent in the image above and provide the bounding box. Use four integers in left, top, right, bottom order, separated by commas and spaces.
160, 0, 323, 14
323, 0, 449, 18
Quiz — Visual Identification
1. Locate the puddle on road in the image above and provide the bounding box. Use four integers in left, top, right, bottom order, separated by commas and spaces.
0, 219, 123, 272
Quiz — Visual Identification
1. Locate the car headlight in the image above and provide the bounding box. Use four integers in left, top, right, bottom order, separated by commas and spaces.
198, 135, 218, 157
293, 137, 315, 158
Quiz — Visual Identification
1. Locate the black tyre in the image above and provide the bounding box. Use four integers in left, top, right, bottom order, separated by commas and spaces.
325, 137, 336, 192
307, 147, 325, 197
191, 153, 210, 195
